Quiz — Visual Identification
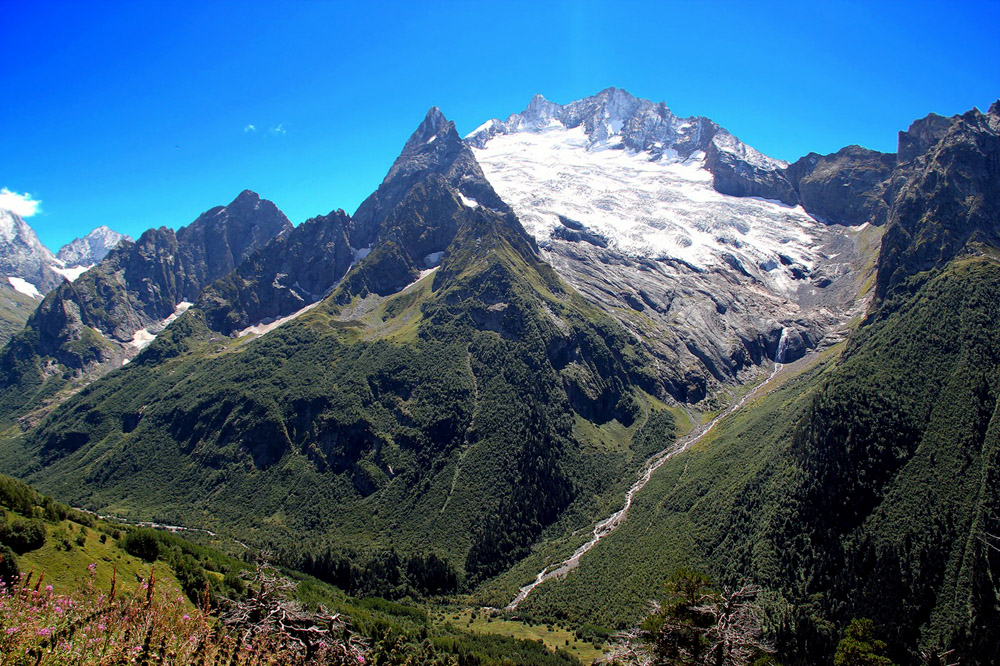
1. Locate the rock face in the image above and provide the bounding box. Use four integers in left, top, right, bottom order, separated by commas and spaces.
198, 209, 354, 335
877, 103, 1000, 299
55, 226, 131, 267
0, 190, 292, 383
785, 145, 897, 225
0, 209, 61, 294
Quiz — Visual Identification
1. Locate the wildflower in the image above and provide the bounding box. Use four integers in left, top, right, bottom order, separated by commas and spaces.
88, 563, 96, 575
357, 656, 366, 664
6, 627, 18, 634
44, 585, 53, 593
37, 627, 51, 636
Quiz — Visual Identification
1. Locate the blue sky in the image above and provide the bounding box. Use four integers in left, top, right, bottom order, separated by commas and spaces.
2, 0, 998, 250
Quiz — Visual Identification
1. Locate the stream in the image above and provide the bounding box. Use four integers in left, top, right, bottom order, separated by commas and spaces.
507, 345, 789, 610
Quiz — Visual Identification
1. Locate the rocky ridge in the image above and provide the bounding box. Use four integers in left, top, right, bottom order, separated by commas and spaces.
0, 190, 291, 420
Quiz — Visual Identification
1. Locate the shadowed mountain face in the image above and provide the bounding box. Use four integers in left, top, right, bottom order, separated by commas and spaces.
197, 209, 354, 336
351, 107, 511, 251
876, 104, 1000, 300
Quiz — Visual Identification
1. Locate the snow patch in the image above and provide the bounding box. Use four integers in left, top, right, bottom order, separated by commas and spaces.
424, 251, 445, 268
466, 119, 497, 138
6, 276, 41, 298
129, 328, 156, 349
51, 264, 92, 281
237, 300, 323, 338
128, 301, 193, 350
352, 247, 372, 263
164, 301, 193, 325
426, 135, 437, 145
457, 193, 479, 208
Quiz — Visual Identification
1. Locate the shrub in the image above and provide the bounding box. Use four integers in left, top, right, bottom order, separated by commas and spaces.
0, 517, 46, 554
0, 544, 18, 587
119, 528, 160, 562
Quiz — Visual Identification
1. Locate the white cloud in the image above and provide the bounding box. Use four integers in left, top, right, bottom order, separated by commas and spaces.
270, 123, 287, 135
244, 124, 257, 133
0, 188, 41, 217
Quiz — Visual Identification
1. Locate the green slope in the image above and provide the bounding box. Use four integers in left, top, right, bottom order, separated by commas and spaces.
519, 253, 1000, 665
1, 175, 670, 594
0, 283, 38, 348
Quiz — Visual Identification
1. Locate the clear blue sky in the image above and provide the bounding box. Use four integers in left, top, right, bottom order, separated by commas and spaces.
2, 0, 998, 250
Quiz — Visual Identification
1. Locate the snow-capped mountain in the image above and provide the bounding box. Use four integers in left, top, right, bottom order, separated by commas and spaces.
0, 209, 132, 297
467, 87, 814, 280
56, 225, 131, 268
466, 88, 874, 400
0, 207, 63, 296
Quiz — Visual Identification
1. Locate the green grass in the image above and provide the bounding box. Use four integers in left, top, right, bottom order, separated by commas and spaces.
14, 515, 187, 602
450, 609, 605, 664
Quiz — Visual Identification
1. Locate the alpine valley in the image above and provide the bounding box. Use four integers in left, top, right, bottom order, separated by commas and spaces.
1, 88, 998, 666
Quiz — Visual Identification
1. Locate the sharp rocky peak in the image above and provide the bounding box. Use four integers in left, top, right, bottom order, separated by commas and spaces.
351, 106, 509, 248
392, 107, 464, 173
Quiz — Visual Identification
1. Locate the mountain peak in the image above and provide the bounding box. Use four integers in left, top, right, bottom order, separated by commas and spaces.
400, 107, 459, 157
56, 225, 131, 267
351, 106, 510, 248
0, 208, 61, 293
422, 106, 448, 131
230, 189, 262, 207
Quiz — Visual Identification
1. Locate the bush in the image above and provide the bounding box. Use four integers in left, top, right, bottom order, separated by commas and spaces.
119, 529, 160, 563
0, 543, 18, 587
0, 517, 47, 554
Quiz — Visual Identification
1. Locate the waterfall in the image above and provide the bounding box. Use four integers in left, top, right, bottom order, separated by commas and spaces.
776, 327, 790, 364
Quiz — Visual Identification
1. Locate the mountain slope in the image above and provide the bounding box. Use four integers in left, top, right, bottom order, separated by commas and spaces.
1, 110, 666, 588
0, 281, 40, 347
